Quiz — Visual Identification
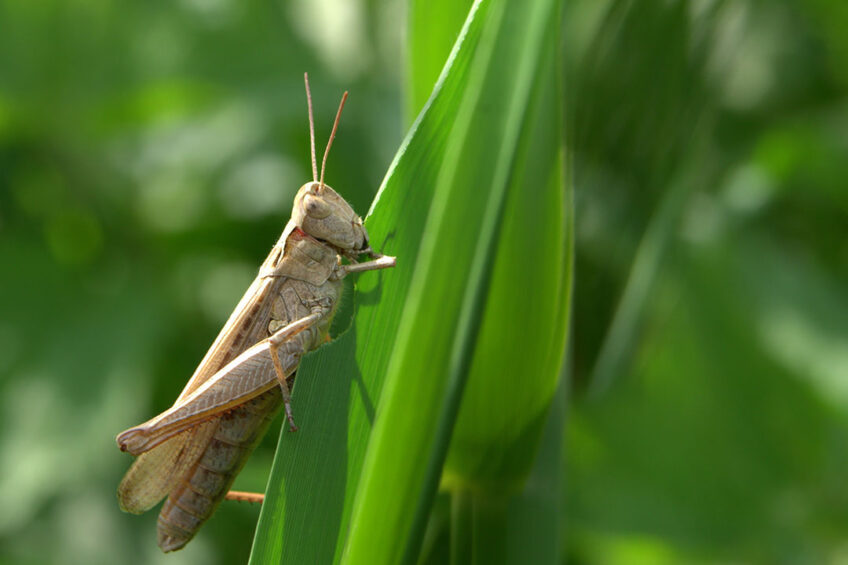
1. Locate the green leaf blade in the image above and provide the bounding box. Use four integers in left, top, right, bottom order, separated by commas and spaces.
444, 14, 569, 490
249, 3, 490, 562
343, 0, 566, 562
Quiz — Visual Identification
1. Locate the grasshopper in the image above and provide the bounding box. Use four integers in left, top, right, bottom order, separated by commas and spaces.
115, 73, 396, 553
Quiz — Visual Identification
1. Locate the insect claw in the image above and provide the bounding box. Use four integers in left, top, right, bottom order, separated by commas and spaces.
284, 404, 298, 432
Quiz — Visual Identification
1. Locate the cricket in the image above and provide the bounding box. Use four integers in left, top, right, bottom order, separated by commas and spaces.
115, 73, 396, 552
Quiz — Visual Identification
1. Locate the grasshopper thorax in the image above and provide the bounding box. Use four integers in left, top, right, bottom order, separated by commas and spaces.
291, 181, 369, 253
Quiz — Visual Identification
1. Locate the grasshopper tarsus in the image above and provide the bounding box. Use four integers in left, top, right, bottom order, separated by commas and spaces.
282, 395, 299, 432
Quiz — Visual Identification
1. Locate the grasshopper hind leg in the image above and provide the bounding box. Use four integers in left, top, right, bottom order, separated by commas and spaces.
215, 312, 330, 509
225, 490, 264, 504
267, 310, 324, 431
269, 345, 297, 432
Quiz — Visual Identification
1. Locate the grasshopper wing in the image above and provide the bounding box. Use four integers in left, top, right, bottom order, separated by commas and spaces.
116, 240, 287, 513
118, 422, 217, 513
117, 340, 282, 455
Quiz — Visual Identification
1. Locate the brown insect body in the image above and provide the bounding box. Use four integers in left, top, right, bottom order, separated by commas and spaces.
116, 76, 395, 553
156, 389, 282, 551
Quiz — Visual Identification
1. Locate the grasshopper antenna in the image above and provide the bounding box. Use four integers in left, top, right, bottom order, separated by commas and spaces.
319, 90, 348, 191
304, 72, 318, 183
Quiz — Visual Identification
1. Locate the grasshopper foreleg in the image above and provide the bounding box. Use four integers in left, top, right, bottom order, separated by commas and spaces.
334, 255, 396, 279
268, 310, 325, 432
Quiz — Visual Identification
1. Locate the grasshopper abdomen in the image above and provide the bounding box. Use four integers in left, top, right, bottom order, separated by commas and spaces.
157, 389, 283, 551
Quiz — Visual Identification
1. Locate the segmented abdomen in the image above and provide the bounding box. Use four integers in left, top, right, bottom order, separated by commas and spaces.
156, 388, 282, 552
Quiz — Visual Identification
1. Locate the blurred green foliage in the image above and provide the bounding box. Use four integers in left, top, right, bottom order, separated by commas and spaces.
0, 1, 402, 564
564, 1, 848, 564
1, 0, 847, 564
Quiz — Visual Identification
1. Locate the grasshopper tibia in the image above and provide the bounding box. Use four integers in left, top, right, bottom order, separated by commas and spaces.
267, 310, 325, 432
225, 491, 264, 504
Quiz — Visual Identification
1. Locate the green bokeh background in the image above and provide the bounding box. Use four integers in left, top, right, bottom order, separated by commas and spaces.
1, 0, 847, 564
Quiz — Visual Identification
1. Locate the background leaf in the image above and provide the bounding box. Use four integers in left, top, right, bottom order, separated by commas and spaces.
405, 0, 473, 124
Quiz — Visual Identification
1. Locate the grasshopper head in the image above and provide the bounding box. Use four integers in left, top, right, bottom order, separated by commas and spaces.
293, 76, 370, 255
292, 181, 369, 253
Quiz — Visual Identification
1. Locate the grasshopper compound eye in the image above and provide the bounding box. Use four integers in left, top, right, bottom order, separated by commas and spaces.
303, 194, 331, 218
